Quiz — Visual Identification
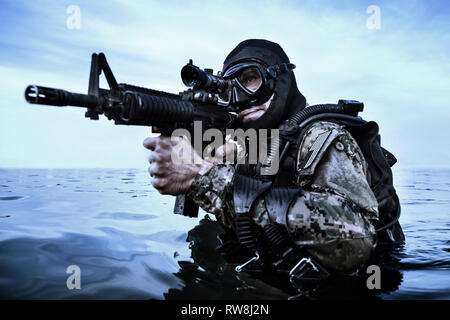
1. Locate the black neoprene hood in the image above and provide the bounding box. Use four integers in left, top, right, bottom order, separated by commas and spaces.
222, 39, 307, 129
223, 39, 291, 71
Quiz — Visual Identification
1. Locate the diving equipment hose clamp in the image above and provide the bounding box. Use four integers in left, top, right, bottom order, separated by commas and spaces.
235, 252, 260, 273
288, 256, 331, 283
289, 257, 318, 277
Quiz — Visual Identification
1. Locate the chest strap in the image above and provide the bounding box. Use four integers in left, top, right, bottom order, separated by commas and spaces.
265, 186, 303, 225
233, 174, 272, 254
263, 187, 330, 281
263, 222, 330, 282
232, 178, 331, 281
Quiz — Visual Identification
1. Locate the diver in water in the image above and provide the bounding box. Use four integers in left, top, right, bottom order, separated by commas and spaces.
143, 39, 404, 291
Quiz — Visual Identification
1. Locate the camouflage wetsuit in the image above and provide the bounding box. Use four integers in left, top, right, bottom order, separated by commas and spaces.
187, 121, 379, 272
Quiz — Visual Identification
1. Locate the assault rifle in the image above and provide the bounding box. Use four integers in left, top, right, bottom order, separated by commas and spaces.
24, 53, 237, 218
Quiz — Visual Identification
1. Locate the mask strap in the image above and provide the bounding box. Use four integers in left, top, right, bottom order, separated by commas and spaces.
267, 63, 296, 78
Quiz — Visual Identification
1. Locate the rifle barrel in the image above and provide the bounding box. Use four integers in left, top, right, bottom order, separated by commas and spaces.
25, 85, 99, 108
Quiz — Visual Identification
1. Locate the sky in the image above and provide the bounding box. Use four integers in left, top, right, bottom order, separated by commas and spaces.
0, 0, 449, 168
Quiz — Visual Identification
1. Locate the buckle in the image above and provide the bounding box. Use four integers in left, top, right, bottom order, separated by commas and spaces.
289, 258, 317, 276
288, 257, 330, 282
267, 63, 296, 78
235, 252, 260, 273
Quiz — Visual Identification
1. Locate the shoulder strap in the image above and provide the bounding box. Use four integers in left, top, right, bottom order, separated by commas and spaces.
233, 174, 272, 253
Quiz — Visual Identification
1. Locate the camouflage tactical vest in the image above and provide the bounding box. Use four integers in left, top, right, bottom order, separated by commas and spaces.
236, 101, 405, 246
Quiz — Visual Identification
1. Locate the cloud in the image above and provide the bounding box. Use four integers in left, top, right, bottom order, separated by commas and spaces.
0, 0, 449, 168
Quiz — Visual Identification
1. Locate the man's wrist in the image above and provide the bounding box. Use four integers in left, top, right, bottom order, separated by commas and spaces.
197, 161, 213, 176
183, 161, 213, 192
187, 163, 235, 200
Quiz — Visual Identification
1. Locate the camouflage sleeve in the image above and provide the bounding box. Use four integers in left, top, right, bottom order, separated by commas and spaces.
295, 121, 379, 220
186, 164, 236, 229
186, 122, 379, 272
251, 121, 379, 272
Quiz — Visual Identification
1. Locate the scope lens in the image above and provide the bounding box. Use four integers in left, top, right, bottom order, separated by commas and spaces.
181, 65, 202, 87
187, 73, 199, 87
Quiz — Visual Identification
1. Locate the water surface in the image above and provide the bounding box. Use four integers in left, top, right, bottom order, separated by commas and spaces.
0, 168, 448, 299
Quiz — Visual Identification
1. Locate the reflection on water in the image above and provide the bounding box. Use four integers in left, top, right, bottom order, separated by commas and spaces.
166, 217, 405, 300
0, 196, 27, 201
0, 168, 449, 299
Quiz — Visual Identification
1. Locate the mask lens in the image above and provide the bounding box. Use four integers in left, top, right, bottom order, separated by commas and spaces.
237, 67, 262, 93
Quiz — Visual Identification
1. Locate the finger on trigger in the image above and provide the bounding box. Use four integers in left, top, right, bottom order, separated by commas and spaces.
148, 152, 161, 164
143, 137, 159, 150
152, 177, 167, 189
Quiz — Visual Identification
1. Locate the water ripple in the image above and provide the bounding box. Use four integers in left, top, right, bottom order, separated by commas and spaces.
95, 212, 158, 221
0, 196, 27, 201
0, 168, 448, 299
